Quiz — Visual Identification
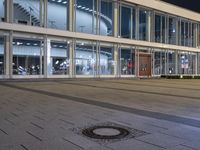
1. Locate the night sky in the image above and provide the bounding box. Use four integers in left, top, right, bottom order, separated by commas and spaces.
162, 0, 200, 13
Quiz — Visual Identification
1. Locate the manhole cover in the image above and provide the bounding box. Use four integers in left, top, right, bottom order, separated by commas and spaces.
82, 125, 130, 139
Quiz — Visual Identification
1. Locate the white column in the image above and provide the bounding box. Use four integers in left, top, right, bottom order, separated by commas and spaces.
114, 44, 118, 77
46, 39, 51, 76
113, 1, 118, 37
68, 0, 74, 32
69, 40, 74, 78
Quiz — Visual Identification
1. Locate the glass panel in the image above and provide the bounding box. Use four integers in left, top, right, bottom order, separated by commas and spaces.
47, 0, 68, 30
48, 40, 69, 75
120, 48, 135, 75
167, 50, 176, 74
132, 8, 136, 39
75, 0, 97, 34
168, 17, 176, 45
75, 41, 96, 75
13, 38, 43, 75
154, 51, 161, 75
161, 16, 166, 43
189, 52, 196, 74
120, 6, 131, 38
13, 0, 42, 26
0, 0, 4, 22
198, 53, 200, 74
155, 14, 161, 43
100, 0, 113, 36
191, 23, 195, 47
139, 9, 147, 41
181, 21, 184, 46
185, 22, 189, 47
199, 24, 200, 48
100, 43, 114, 75
178, 51, 197, 74
0, 36, 4, 75
161, 51, 166, 74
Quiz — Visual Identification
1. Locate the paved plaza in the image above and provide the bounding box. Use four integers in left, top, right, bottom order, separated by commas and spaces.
0, 79, 200, 150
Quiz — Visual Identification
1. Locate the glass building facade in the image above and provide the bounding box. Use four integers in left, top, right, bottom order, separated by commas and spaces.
0, 0, 200, 79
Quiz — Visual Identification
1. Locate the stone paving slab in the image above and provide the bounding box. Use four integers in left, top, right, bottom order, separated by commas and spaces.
0, 79, 200, 150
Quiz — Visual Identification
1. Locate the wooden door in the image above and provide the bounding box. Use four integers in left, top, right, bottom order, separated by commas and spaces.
139, 54, 151, 76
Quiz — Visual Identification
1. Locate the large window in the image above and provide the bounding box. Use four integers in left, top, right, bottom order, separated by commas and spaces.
168, 17, 177, 45
13, 37, 43, 75
154, 14, 166, 43
166, 50, 176, 74
199, 24, 200, 48
180, 20, 196, 47
75, 0, 97, 34
153, 50, 166, 75
178, 51, 197, 74
120, 47, 135, 75
47, 40, 69, 75
139, 9, 148, 41
13, 0, 44, 26
47, 0, 68, 30
100, 43, 114, 75
0, 36, 4, 75
75, 41, 97, 76
100, 0, 113, 36
120, 5, 131, 38
0, 0, 4, 22
75, 0, 113, 36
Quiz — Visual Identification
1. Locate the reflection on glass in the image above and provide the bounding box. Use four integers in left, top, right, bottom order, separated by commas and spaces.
120, 6, 131, 38
120, 48, 135, 75
47, 0, 68, 30
13, 0, 42, 26
100, 44, 114, 75
100, 0, 113, 36
0, 0, 4, 22
13, 38, 42, 75
155, 15, 161, 43
167, 50, 176, 74
48, 41, 69, 75
154, 51, 161, 75
75, 41, 96, 75
75, 0, 97, 34
0, 37, 4, 75
168, 17, 176, 45
139, 9, 147, 41
178, 52, 196, 74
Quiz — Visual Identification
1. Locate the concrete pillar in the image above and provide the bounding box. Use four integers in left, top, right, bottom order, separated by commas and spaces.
113, 1, 118, 37
43, 36, 47, 78
69, 39, 75, 78
44, 0, 47, 28
4, 31, 13, 79
5, 0, 13, 23
147, 11, 152, 42
68, 0, 74, 31
46, 38, 51, 76
113, 44, 118, 77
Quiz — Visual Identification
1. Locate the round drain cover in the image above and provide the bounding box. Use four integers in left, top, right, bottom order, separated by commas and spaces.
82, 126, 130, 139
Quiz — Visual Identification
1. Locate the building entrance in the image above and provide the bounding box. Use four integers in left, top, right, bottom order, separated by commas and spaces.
139, 53, 151, 76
